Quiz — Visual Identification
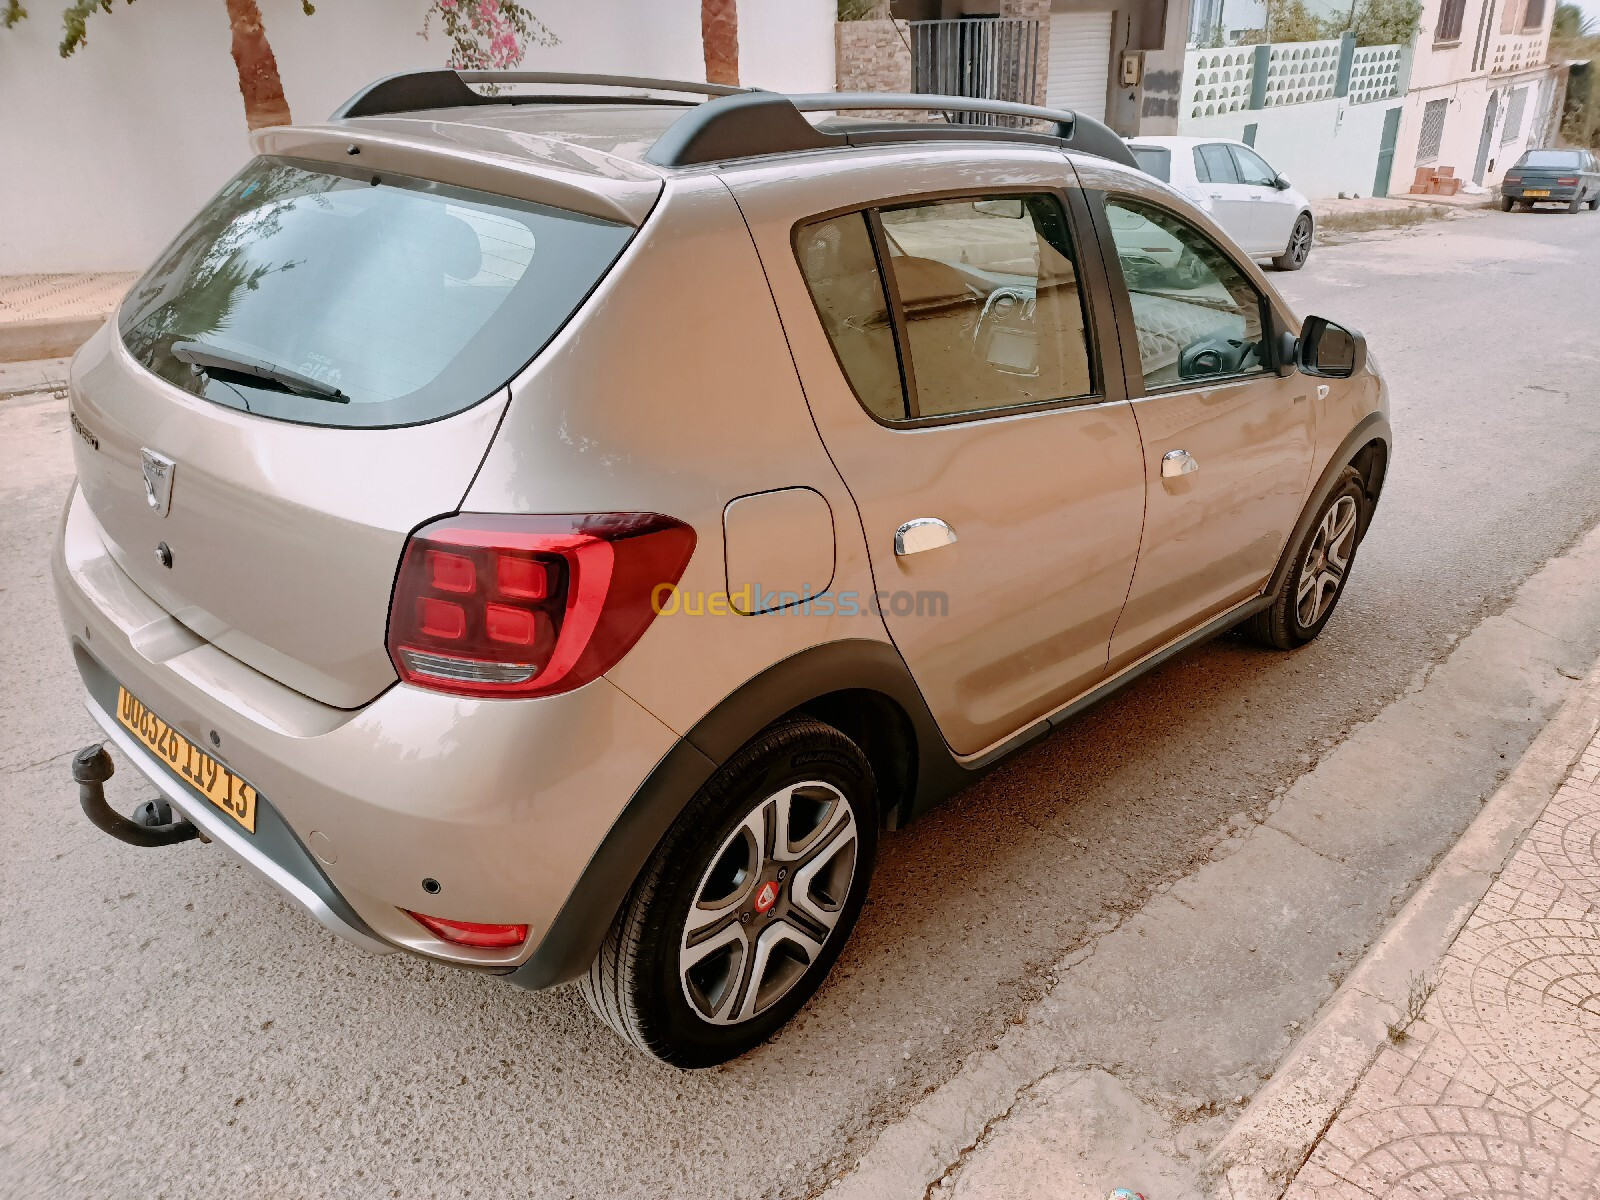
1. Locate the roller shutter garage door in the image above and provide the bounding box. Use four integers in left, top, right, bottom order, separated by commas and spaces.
1046, 10, 1113, 123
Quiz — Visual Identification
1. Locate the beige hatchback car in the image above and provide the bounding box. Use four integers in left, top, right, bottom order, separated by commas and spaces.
57, 71, 1389, 1067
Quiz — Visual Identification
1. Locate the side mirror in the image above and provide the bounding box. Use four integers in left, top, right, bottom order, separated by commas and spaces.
1297, 315, 1366, 379
1273, 175, 1292, 191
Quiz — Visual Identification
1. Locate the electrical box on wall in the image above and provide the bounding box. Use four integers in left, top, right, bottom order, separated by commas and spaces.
1121, 54, 1142, 86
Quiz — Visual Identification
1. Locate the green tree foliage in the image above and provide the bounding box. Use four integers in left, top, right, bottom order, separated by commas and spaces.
1239, 0, 1423, 46
1554, 2, 1597, 38
2, 0, 314, 57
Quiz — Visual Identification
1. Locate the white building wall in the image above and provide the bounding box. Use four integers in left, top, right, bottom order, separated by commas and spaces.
0, 0, 835, 274
1182, 97, 1404, 197
1390, 0, 1555, 189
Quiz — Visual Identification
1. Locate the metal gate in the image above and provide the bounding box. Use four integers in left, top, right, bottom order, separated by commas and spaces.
910, 17, 1041, 123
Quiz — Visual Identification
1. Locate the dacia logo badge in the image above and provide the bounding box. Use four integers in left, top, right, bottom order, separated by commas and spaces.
140, 449, 176, 517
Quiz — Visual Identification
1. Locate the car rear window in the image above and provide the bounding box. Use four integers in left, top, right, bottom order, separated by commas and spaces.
1519, 150, 1583, 169
118, 156, 634, 428
1128, 145, 1172, 182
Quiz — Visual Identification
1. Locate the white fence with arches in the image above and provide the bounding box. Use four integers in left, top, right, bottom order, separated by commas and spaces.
1182, 47, 1256, 119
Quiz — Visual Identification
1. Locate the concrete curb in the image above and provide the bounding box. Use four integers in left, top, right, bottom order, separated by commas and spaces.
0, 315, 106, 363
1205, 652, 1600, 1199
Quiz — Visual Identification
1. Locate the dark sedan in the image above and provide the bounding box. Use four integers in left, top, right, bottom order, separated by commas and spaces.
1500, 148, 1600, 212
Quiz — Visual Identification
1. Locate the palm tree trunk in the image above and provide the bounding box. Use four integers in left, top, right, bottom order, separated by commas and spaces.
701, 0, 739, 86
225, 0, 292, 130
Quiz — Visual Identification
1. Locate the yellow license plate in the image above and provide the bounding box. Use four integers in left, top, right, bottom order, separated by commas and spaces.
116, 687, 258, 833
1525, 189, 1550, 197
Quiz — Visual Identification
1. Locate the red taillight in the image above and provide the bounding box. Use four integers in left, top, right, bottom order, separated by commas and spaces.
387, 513, 696, 699
405, 911, 529, 949
1559, 177, 1580, 185
1505, 174, 1522, 183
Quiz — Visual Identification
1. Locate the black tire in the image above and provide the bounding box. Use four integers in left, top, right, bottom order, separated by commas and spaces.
1568, 195, 1585, 214
580, 717, 878, 1067
1271, 212, 1314, 271
1500, 195, 1515, 212
1243, 467, 1368, 651
1588, 192, 1599, 211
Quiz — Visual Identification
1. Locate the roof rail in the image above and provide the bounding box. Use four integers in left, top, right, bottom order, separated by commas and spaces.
644, 91, 1138, 171
331, 70, 751, 120
329, 70, 1137, 171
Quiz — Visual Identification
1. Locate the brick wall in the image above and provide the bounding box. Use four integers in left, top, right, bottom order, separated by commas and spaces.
836, 19, 913, 96
999, 0, 1051, 106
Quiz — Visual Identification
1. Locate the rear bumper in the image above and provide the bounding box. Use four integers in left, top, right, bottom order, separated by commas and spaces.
1502, 187, 1581, 201
53, 483, 682, 978
78, 659, 393, 955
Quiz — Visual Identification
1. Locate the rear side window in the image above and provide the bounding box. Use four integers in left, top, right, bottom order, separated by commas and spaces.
793, 214, 906, 422
1195, 144, 1241, 184
1128, 145, 1172, 182
119, 156, 633, 428
797, 193, 1096, 423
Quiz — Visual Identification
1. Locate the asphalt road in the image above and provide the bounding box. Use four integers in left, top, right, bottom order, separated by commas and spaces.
4, 207, 1600, 1200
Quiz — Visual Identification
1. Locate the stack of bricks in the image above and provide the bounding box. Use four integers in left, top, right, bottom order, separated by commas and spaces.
1411, 166, 1463, 195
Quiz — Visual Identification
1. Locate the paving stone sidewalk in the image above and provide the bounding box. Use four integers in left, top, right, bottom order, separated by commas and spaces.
0, 272, 134, 362
1284, 734, 1600, 1199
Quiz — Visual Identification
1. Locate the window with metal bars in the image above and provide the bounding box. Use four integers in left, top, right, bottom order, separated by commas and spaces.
1436, 0, 1468, 42
1501, 87, 1528, 144
1416, 98, 1449, 165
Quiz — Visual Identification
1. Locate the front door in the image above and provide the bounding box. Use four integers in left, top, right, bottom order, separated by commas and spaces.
761, 181, 1147, 756
1474, 92, 1500, 186
1194, 142, 1262, 253
1229, 143, 1298, 255
1373, 106, 1403, 198
1095, 192, 1316, 668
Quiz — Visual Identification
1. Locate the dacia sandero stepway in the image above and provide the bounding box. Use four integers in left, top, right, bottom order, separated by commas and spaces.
56, 71, 1389, 1066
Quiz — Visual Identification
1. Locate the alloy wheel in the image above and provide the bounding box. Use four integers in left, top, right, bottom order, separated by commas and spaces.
678, 781, 859, 1025
1295, 494, 1359, 627
1288, 216, 1312, 266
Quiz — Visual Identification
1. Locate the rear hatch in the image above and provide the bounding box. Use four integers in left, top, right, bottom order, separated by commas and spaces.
72, 152, 640, 708
1510, 151, 1585, 194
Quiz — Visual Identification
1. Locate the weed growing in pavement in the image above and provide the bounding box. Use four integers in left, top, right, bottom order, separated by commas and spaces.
1386, 971, 1438, 1043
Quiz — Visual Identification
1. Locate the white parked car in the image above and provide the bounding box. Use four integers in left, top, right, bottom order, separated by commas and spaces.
1126, 136, 1314, 271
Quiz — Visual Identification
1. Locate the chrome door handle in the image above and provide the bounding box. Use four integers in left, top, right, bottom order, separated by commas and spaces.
1209, 192, 1223, 200
894, 517, 958, 556
1161, 449, 1199, 478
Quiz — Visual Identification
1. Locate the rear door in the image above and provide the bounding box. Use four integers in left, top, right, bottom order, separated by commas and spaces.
1092, 189, 1314, 668
74, 154, 640, 708
1193, 143, 1259, 252
731, 155, 1147, 756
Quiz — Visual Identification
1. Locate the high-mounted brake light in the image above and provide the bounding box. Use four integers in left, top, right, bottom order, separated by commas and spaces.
405, 911, 529, 949
387, 513, 696, 699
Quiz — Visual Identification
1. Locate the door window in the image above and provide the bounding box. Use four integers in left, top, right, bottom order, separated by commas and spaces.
793, 213, 906, 422
1195, 144, 1241, 184
1230, 145, 1280, 186
797, 193, 1097, 422
1103, 197, 1269, 391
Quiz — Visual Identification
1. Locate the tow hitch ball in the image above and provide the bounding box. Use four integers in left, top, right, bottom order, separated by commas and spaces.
72, 744, 200, 847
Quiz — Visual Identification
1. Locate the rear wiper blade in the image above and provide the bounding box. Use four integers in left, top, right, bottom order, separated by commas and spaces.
171, 340, 350, 404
